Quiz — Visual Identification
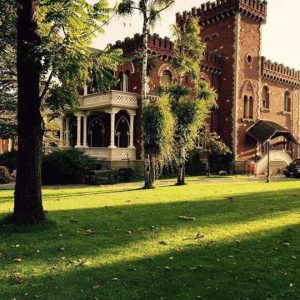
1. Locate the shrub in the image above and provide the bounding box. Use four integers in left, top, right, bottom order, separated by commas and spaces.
186, 150, 207, 176
42, 149, 97, 185
0, 151, 17, 173
118, 168, 134, 182
208, 152, 235, 175
0, 166, 14, 184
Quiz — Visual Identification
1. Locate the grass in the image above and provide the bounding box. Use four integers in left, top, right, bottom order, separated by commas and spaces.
0, 177, 300, 300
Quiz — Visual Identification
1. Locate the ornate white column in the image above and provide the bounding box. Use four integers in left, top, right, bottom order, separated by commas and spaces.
109, 112, 116, 148
83, 85, 88, 96
65, 117, 70, 147
83, 113, 88, 148
75, 113, 82, 148
129, 114, 135, 148
59, 117, 64, 145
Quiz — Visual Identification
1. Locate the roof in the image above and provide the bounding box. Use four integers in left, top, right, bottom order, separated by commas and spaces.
246, 120, 299, 144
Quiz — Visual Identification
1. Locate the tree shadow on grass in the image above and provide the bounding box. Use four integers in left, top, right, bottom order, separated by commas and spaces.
1, 221, 299, 300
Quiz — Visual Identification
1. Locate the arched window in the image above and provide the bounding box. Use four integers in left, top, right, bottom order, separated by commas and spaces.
161, 70, 173, 86
249, 96, 253, 119
115, 116, 130, 148
284, 91, 291, 112
88, 117, 105, 147
243, 96, 253, 119
262, 86, 269, 109
119, 72, 130, 92
244, 96, 249, 118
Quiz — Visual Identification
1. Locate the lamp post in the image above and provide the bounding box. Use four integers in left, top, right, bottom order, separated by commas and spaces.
266, 138, 271, 183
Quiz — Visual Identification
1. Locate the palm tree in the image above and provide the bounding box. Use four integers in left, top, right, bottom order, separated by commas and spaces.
118, 0, 175, 189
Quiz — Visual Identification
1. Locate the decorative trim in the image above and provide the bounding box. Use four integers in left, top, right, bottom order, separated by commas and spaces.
232, 14, 241, 157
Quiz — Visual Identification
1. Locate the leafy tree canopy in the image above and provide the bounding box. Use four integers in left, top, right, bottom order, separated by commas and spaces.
0, 0, 124, 133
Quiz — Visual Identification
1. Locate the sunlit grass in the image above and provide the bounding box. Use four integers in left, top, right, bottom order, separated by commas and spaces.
0, 177, 300, 299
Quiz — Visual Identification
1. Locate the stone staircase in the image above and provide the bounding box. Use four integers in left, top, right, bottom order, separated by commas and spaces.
256, 150, 292, 175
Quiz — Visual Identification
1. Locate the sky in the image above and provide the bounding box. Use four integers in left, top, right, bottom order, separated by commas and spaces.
93, 0, 300, 70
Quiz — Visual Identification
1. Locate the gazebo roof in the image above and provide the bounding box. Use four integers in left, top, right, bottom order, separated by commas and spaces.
246, 120, 299, 144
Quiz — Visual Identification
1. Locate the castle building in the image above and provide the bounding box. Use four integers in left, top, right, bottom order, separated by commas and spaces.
55, 0, 300, 174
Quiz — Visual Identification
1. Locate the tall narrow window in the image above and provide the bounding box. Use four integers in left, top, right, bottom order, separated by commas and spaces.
249, 96, 253, 119
244, 96, 249, 118
262, 86, 269, 109
161, 70, 172, 86
244, 96, 253, 119
284, 91, 291, 112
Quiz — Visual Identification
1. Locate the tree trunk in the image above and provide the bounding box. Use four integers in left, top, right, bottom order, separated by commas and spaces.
141, 2, 153, 189
144, 154, 153, 189
13, 0, 45, 225
177, 151, 186, 186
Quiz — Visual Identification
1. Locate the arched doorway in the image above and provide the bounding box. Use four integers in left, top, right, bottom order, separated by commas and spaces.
88, 117, 106, 147
115, 115, 130, 148
69, 120, 77, 148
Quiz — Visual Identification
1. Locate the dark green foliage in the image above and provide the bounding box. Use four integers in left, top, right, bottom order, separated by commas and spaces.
0, 150, 17, 173
0, 166, 13, 184
186, 150, 207, 176
42, 149, 97, 185
143, 105, 164, 156
118, 168, 135, 182
208, 152, 235, 175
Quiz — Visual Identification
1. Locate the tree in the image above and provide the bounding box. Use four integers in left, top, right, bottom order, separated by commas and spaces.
142, 94, 174, 185
117, 0, 174, 189
167, 18, 217, 185
9, 0, 122, 225
0, 1, 17, 139
201, 132, 231, 176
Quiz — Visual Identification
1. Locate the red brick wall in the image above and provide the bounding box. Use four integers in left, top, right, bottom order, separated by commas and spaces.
200, 16, 236, 148
236, 16, 262, 160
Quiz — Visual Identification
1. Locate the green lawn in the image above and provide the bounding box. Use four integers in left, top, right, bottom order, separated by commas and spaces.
0, 177, 300, 299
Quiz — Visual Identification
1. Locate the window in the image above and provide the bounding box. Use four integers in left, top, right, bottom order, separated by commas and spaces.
211, 33, 219, 41
246, 54, 253, 65
243, 96, 253, 119
119, 72, 129, 92
284, 91, 291, 112
262, 86, 269, 109
161, 70, 173, 86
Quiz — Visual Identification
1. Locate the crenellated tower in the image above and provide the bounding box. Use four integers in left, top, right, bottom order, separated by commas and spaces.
176, 0, 268, 164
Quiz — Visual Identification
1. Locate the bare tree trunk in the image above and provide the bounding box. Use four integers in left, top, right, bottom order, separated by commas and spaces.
13, 0, 45, 225
177, 150, 186, 186
141, 1, 153, 189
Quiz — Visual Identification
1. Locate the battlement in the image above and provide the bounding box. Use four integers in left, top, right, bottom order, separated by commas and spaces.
112, 33, 222, 74
176, 0, 267, 26
261, 56, 300, 88
114, 32, 173, 55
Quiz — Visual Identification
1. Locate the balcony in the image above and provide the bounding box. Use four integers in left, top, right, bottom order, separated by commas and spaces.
80, 90, 139, 110
83, 147, 136, 161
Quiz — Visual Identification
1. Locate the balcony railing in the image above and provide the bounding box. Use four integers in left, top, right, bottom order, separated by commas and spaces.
83, 147, 136, 161
45, 146, 136, 161
80, 90, 139, 110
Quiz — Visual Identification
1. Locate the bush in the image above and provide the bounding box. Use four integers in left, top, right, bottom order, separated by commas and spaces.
42, 149, 97, 185
208, 152, 235, 175
0, 166, 14, 184
118, 168, 134, 182
0, 151, 17, 173
186, 150, 207, 176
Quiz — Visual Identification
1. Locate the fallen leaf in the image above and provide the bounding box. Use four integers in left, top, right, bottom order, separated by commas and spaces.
178, 216, 196, 221
93, 284, 100, 289
159, 241, 169, 245
195, 232, 205, 240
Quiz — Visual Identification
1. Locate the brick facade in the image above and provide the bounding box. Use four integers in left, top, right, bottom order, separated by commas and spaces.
111, 0, 299, 168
